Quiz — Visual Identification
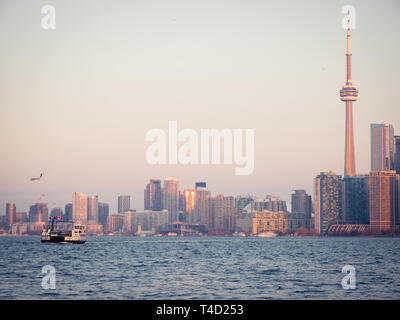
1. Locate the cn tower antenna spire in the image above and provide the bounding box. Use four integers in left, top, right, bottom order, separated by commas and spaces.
340, 13, 358, 177
346, 18, 352, 85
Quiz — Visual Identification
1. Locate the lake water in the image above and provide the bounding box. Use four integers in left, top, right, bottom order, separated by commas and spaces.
0, 236, 399, 299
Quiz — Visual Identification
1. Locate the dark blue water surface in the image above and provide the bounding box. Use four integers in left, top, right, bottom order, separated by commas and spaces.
0, 236, 399, 299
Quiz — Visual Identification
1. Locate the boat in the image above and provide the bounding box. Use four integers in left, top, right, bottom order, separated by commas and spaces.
256, 231, 278, 238
63, 224, 86, 243
41, 217, 86, 244
233, 231, 247, 237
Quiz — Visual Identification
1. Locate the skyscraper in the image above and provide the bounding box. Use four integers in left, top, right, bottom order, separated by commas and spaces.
118, 195, 131, 214
340, 24, 358, 177
291, 190, 312, 218
73, 192, 88, 224
314, 172, 343, 234
196, 186, 211, 228
144, 179, 162, 211
98, 202, 109, 228
371, 123, 395, 171
6, 203, 16, 227
65, 203, 73, 221
163, 177, 179, 224
343, 175, 369, 224
29, 203, 48, 223
395, 136, 400, 174
209, 195, 237, 233
369, 171, 399, 233
183, 189, 197, 224
87, 195, 99, 223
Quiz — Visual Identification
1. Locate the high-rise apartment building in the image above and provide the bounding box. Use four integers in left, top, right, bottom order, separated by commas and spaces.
209, 195, 237, 232
87, 195, 98, 223
144, 179, 162, 211
6, 203, 16, 226
343, 175, 369, 224
126, 210, 168, 234
195, 186, 211, 228
183, 189, 197, 224
314, 172, 343, 234
369, 171, 399, 233
73, 192, 88, 224
291, 190, 312, 218
29, 203, 48, 223
118, 195, 131, 214
371, 123, 395, 171
394, 136, 400, 174
65, 203, 73, 221
98, 202, 109, 228
163, 177, 179, 224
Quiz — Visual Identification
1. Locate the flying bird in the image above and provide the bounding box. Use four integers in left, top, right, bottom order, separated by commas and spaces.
30, 173, 43, 181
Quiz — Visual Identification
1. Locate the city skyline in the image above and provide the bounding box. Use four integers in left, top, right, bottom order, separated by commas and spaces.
1, 1, 400, 215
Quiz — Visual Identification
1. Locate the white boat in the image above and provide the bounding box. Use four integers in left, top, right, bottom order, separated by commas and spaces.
41, 218, 86, 244
233, 231, 247, 237
64, 224, 86, 243
256, 231, 278, 238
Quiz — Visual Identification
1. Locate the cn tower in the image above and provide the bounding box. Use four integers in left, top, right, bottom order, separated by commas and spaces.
340, 22, 358, 177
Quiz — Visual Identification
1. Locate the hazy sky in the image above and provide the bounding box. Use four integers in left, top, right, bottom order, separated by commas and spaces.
1, 0, 399, 214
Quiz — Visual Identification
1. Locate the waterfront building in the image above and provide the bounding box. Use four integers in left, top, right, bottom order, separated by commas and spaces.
6, 203, 16, 227
127, 210, 168, 234
343, 175, 369, 224
369, 171, 400, 233
313, 172, 343, 234
236, 210, 312, 235
291, 190, 312, 218
208, 195, 237, 233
